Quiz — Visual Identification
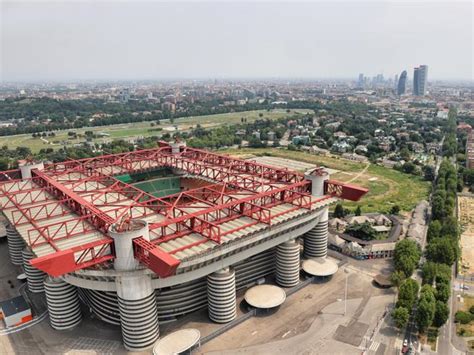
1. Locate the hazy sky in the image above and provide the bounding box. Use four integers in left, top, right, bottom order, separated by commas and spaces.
1, 1, 473, 82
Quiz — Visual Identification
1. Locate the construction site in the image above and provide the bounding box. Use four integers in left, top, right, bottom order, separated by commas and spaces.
0, 141, 368, 353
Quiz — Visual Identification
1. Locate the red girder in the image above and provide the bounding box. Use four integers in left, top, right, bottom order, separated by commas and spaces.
30, 239, 114, 277
32, 169, 115, 233
132, 237, 180, 277
324, 180, 369, 201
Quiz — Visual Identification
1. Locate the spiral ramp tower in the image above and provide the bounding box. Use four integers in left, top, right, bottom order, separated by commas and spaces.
207, 267, 236, 323
6, 224, 25, 265
303, 217, 329, 258
22, 248, 45, 293
110, 220, 160, 351
276, 239, 301, 287
44, 276, 82, 330
117, 290, 159, 351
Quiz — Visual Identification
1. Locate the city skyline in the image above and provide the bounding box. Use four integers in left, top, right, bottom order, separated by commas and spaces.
1, 1, 473, 82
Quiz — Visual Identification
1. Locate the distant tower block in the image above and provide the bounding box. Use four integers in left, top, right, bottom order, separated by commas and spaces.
6, 224, 25, 265
116, 275, 159, 351
207, 267, 236, 323
44, 277, 82, 330
304, 208, 329, 258
22, 248, 45, 293
276, 240, 301, 287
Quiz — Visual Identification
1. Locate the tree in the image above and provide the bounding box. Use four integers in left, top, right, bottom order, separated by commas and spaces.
345, 222, 377, 241
355, 206, 362, 216
454, 311, 472, 324
426, 238, 458, 266
427, 221, 442, 242
423, 165, 435, 181
422, 262, 438, 285
397, 278, 420, 310
435, 264, 452, 285
394, 239, 421, 277
390, 205, 400, 215
416, 299, 435, 332
390, 270, 406, 288
435, 283, 450, 303
433, 301, 449, 327
463, 168, 474, 187
400, 147, 411, 161
416, 285, 436, 332
431, 194, 446, 221
440, 216, 458, 239
0, 158, 8, 171
402, 162, 417, 175
392, 307, 410, 329
334, 203, 345, 218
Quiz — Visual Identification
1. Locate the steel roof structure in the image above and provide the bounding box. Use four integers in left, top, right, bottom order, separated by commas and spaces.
0, 142, 367, 278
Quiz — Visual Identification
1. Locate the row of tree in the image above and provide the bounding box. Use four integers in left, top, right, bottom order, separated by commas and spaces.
411, 109, 459, 333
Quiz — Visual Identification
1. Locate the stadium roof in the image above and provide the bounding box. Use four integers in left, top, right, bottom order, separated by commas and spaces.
0, 142, 367, 277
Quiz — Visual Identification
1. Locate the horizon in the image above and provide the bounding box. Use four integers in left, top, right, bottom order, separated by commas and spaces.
2, 1, 473, 82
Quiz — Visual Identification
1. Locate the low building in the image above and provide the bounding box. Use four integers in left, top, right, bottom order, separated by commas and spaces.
0, 295, 32, 328
342, 153, 368, 163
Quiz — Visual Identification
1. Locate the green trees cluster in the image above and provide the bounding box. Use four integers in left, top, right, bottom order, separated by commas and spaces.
391, 240, 422, 330
416, 285, 436, 332
417, 108, 459, 332
0, 97, 275, 137
392, 278, 419, 329
441, 109, 458, 158
393, 239, 421, 278
345, 222, 377, 241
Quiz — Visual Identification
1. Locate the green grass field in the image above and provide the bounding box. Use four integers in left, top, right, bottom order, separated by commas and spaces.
225, 148, 430, 214
0, 109, 311, 153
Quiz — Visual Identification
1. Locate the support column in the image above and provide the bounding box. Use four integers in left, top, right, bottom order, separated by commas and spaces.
22, 248, 45, 293
276, 240, 300, 287
116, 274, 159, 351
110, 220, 159, 351
6, 224, 25, 265
207, 267, 236, 323
44, 276, 82, 330
304, 208, 329, 258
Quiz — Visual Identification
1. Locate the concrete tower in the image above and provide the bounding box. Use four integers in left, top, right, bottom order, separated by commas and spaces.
109, 219, 159, 351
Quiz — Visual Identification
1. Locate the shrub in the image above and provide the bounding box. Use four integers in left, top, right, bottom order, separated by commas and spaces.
455, 311, 472, 324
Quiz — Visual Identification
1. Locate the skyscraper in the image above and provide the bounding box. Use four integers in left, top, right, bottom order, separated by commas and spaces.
413, 65, 428, 96
397, 70, 407, 95
358, 73, 364, 88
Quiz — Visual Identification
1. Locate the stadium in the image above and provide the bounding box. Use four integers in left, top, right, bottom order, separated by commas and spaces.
0, 141, 367, 351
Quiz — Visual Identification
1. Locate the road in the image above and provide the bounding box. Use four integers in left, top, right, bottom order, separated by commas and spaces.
437, 268, 455, 355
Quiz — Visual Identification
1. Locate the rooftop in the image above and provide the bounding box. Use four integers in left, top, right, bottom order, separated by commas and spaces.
0, 143, 367, 278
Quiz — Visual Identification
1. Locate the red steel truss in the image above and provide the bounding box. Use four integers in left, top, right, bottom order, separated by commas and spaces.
0, 142, 368, 277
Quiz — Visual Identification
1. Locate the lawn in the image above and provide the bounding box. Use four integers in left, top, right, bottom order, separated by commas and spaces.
456, 295, 474, 337
0, 109, 311, 153
224, 148, 430, 214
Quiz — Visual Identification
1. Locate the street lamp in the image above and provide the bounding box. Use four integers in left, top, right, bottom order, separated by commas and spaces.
344, 268, 350, 316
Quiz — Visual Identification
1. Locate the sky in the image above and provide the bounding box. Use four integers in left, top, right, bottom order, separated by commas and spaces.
1, 1, 473, 82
